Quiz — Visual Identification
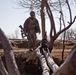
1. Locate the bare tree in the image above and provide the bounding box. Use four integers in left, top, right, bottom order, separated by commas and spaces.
66, 29, 75, 40
16, 0, 65, 37
16, 0, 76, 52
58, 0, 66, 62
44, 0, 76, 52
0, 0, 76, 74
15, 29, 19, 39
60, 28, 76, 41
0, 27, 76, 75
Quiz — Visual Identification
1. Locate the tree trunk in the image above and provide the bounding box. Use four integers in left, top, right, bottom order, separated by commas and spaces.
40, 0, 46, 38
0, 28, 20, 75
62, 32, 66, 62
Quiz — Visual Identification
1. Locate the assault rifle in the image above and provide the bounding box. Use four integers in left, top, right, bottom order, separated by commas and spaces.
19, 25, 28, 38
40, 32, 48, 53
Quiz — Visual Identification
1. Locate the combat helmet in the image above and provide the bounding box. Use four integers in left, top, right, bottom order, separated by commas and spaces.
30, 11, 35, 16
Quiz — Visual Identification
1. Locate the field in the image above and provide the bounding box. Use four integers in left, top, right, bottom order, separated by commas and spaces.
0, 39, 76, 75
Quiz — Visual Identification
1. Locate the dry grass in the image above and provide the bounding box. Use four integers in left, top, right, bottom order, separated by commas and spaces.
0, 39, 76, 75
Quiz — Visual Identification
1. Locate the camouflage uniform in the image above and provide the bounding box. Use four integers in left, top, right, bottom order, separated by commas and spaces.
23, 11, 40, 50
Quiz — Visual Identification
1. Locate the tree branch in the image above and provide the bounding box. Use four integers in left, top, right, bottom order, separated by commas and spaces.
66, 0, 72, 23
56, 15, 76, 39
45, 0, 56, 36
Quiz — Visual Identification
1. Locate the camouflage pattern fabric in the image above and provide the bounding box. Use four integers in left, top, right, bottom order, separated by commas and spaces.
24, 17, 40, 50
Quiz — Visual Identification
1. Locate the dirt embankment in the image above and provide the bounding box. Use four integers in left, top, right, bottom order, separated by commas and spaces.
0, 39, 75, 49
0, 39, 76, 75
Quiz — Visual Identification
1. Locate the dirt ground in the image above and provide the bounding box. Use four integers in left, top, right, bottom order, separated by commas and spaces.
0, 39, 76, 75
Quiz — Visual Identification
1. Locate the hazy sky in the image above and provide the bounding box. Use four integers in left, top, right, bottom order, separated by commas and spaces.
0, 0, 30, 38
0, 0, 76, 39
0, 0, 45, 39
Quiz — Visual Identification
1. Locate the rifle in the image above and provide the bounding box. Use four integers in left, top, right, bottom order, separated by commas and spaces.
40, 32, 48, 53
19, 25, 28, 38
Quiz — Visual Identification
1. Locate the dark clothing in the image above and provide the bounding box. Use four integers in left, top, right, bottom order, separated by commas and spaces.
24, 17, 40, 33
23, 17, 40, 50
27, 32, 36, 50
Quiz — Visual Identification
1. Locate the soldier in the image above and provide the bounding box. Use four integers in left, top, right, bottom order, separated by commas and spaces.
23, 11, 40, 51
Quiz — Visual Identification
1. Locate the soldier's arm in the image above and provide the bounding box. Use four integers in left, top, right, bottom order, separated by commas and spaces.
23, 19, 29, 33
35, 19, 41, 33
